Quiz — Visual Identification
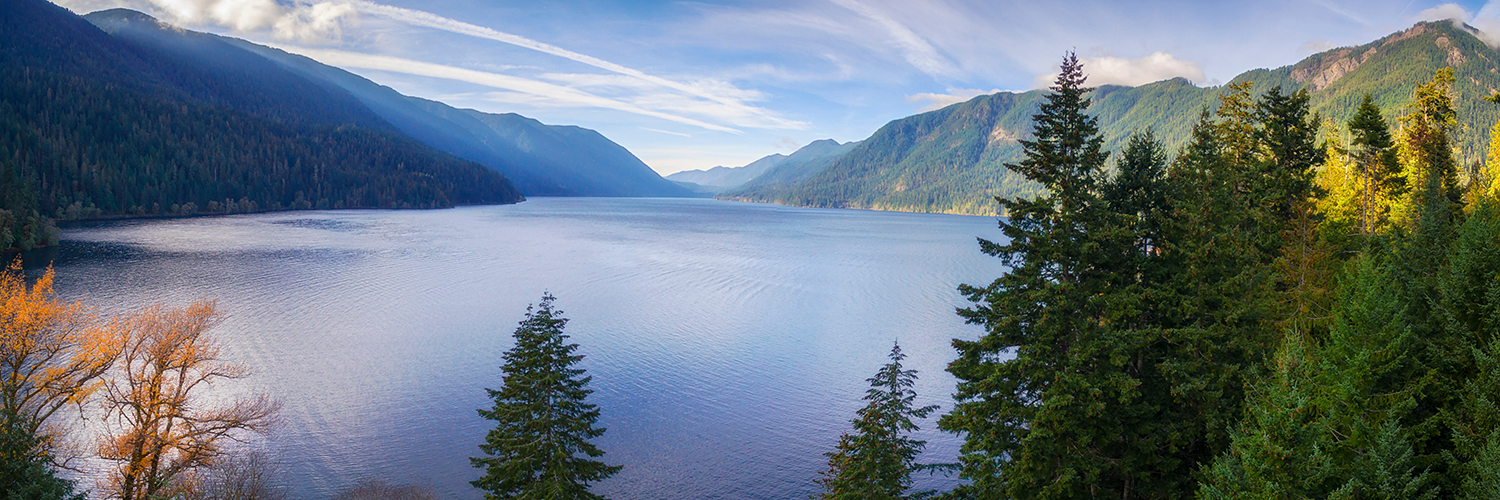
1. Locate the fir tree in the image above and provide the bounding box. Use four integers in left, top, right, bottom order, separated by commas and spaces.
472, 293, 620, 500
0, 407, 82, 500
943, 52, 1187, 499
817, 342, 939, 500
1347, 93, 1401, 237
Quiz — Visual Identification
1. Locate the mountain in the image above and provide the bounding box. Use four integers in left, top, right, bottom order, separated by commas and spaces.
0, 0, 520, 247
219, 39, 691, 197
666, 154, 787, 189
736, 20, 1500, 216
719, 139, 860, 201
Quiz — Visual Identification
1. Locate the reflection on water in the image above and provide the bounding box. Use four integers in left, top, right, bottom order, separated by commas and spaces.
35, 198, 1004, 499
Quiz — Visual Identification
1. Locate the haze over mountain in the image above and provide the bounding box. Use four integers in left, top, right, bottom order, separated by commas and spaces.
82, 9, 691, 198
0, 0, 525, 248
665, 154, 788, 191
726, 20, 1500, 215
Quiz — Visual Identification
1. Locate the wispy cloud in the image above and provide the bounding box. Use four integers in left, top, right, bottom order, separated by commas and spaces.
826, 0, 961, 80
1033, 52, 1205, 89
274, 45, 742, 133
905, 87, 1002, 112
348, 1, 804, 130
1417, 2, 1500, 48
69, 0, 361, 43
643, 128, 692, 138
1415, 3, 1469, 23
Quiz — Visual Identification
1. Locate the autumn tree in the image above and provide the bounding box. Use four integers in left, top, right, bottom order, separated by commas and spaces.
98, 301, 279, 500
817, 342, 939, 500
472, 293, 619, 500
0, 259, 121, 460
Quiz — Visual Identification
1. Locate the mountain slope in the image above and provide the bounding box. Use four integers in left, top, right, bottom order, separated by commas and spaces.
0, 0, 521, 237
719, 139, 860, 201
666, 154, 787, 189
740, 21, 1500, 215
225, 39, 691, 197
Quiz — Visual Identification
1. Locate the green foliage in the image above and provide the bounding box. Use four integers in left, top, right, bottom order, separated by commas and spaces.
0, 0, 523, 251
943, 53, 1199, 499
746, 21, 1500, 216
817, 342, 939, 500
472, 293, 620, 500
0, 408, 82, 500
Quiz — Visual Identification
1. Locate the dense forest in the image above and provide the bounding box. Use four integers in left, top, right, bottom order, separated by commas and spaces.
898, 55, 1500, 499
0, 0, 523, 250
730, 20, 1500, 217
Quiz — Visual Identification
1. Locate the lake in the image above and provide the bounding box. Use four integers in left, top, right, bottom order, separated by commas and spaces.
30, 197, 1006, 499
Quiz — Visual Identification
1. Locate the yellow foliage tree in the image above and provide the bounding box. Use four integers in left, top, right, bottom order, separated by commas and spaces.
1481, 120, 1500, 202
98, 300, 279, 500
0, 259, 121, 460
1316, 137, 1361, 239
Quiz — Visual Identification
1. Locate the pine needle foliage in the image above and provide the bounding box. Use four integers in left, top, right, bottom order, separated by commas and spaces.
817, 342, 939, 500
472, 293, 620, 500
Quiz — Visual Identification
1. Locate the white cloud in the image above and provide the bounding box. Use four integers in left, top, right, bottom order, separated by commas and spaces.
273, 45, 743, 133
1299, 39, 1338, 53
272, 2, 359, 43
1414, 2, 1500, 48
827, 0, 961, 80
66, 0, 360, 42
642, 128, 691, 138
905, 88, 1002, 112
348, 1, 803, 130
1416, 3, 1470, 22
1032, 52, 1205, 89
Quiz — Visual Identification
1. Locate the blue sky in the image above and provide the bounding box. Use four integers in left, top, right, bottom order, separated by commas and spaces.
52, 0, 1500, 174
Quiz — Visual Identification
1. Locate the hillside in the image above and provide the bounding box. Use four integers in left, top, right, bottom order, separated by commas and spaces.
735, 20, 1500, 216
0, 0, 521, 248
666, 154, 787, 190
223, 38, 691, 197
718, 139, 860, 201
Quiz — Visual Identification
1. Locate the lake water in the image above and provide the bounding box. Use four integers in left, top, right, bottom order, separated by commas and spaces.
30, 197, 1005, 499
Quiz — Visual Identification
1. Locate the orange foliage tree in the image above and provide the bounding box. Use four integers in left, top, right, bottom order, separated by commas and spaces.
98, 301, 279, 500
0, 259, 121, 461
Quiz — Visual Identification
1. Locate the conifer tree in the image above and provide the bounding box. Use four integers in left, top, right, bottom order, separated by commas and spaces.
817, 342, 939, 500
1347, 94, 1401, 237
0, 407, 81, 500
943, 52, 1184, 499
472, 293, 619, 500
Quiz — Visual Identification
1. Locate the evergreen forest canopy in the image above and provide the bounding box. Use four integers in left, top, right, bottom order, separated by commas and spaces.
926, 51, 1500, 499
0, 0, 526, 251
721, 20, 1500, 216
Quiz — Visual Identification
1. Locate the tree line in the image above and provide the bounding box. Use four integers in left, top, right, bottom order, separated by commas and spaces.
929, 54, 1500, 499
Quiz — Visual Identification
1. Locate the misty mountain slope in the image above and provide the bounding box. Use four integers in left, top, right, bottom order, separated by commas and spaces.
719, 139, 859, 200
0, 0, 522, 226
227, 37, 690, 197
666, 154, 788, 189
84, 9, 392, 131
740, 20, 1500, 215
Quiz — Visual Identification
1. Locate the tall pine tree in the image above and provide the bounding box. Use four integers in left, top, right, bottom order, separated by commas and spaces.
942, 52, 1188, 499
817, 342, 939, 500
472, 293, 620, 500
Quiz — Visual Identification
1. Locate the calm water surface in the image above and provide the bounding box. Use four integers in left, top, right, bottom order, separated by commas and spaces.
34, 197, 1005, 499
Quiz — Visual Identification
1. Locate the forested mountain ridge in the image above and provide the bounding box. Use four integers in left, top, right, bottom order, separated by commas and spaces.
737, 20, 1500, 216
224, 36, 692, 197
666, 153, 788, 190
0, 0, 523, 249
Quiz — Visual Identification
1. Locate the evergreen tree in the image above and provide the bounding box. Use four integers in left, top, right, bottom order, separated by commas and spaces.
0, 407, 82, 500
1348, 94, 1402, 237
472, 293, 619, 500
943, 52, 1184, 499
817, 342, 939, 500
